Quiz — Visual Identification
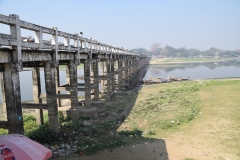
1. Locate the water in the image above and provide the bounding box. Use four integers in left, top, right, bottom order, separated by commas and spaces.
0, 60, 239, 102
145, 60, 240, 80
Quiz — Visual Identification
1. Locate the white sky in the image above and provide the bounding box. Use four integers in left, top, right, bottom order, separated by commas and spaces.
0, 0, 239, 51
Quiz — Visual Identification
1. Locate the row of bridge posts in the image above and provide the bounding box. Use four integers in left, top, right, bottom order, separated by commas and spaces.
0, 54, 149, 134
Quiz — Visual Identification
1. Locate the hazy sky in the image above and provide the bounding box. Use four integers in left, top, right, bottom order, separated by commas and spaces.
0, 0, 239, 51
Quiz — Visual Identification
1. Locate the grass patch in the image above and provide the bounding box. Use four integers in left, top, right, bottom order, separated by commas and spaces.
121, 81, 202, 136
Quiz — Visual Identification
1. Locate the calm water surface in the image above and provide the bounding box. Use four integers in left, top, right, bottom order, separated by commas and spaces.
145, 60, 240, 80
0, 60, 239, 102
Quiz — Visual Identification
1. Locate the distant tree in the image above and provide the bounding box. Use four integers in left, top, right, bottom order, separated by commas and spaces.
150, 42, 161, 52
131, 48, 148, 54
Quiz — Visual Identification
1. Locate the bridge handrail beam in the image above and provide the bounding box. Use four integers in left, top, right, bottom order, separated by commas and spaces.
0, 14, 139, 56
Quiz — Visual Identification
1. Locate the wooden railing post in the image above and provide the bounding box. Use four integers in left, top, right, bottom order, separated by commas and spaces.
9, 14, 22, 72
51, 27, 59, 67
34, 28, 43, 49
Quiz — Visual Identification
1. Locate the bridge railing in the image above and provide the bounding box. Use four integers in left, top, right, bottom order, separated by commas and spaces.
0, 14, 137, 61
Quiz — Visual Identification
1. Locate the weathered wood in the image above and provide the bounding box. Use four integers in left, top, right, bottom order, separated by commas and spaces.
123, 58, 129, 86
32, 67, 43, 125
93, 62, 99, 100
55, 67, 61, 107
0, 72, 7, 121
98, 75, 108, 80
58, 86, 71, 91
106, 60, 111, 100
84, 60, 91, 107
56, 94, 71, 99
118, 59, 123, 90
2, 63, 24, 134
0, 13, 151, 134
44, 61, 59, 132
69, 60, 79, 122
78, 88, 85, 91
111, 60, 115, 92
21, 103, 47, 109
10, 14, 22, 71
78, 83, 85, 86
34, 28, 43, 48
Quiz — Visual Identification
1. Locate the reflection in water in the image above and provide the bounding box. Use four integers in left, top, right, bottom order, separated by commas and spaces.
145, 60, 240, 80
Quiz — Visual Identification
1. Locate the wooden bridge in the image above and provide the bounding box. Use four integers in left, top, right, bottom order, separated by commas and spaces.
0, 14, 150, 134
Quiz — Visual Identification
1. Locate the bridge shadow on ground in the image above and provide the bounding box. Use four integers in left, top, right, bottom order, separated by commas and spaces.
27, 88, 169, 160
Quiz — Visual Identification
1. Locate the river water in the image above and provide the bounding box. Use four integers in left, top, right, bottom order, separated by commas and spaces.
0, 60, 239, 102
145, 60, 240, 80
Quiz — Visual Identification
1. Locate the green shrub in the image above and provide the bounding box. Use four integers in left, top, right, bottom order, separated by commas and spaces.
27, 124, 59, 144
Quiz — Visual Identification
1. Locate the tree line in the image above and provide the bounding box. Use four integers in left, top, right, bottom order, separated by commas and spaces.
131, 43, 240, 58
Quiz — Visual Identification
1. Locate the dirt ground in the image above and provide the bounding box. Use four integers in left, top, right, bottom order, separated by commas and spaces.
56, 84, 240, 160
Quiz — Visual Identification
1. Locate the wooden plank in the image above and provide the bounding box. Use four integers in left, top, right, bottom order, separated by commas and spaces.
0, 38, 17, 46
21, 103, 48, 109
78, 83, 85, 86
78, 88, 85, 91
58, 86, 70, 91
0, 14, 15, 25
56, 94, 70, 99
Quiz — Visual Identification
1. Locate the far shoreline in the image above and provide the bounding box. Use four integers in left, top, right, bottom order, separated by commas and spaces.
149, 57, 237, 65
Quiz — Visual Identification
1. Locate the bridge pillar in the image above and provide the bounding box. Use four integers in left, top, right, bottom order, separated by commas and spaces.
124, 57, 129, 87
106, 60, 111, 100
65, 65, 71, 106
84, 60, 91, 107
32, 67, 43, 125
78, 60, 98, 118
0, 73, 7, 121
129, 58, 134, 89
91, 61, 106, 112
55, 67, 63, 107
111, 60, 115, 92
118, 59, 123, 90
137, 57, 140, 85
69, 61, 79, 122
100, 61, 106, 94
132, 58, 136, 88
44, 61, 59, 132
93, 61, 99, 100
2, 63, 24, 134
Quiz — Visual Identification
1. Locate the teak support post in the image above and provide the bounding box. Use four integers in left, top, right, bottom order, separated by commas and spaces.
118, 59, 123, 90
44, 61, 59, 132
0, 73, 7, 121
2, 63, 24, 134
93, 61, 99, 100
32, 67, 43, 125
84, 60, 91, 107
106, 60, 111, 100
68, 61, 79, 122
111, 60, 115, 92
